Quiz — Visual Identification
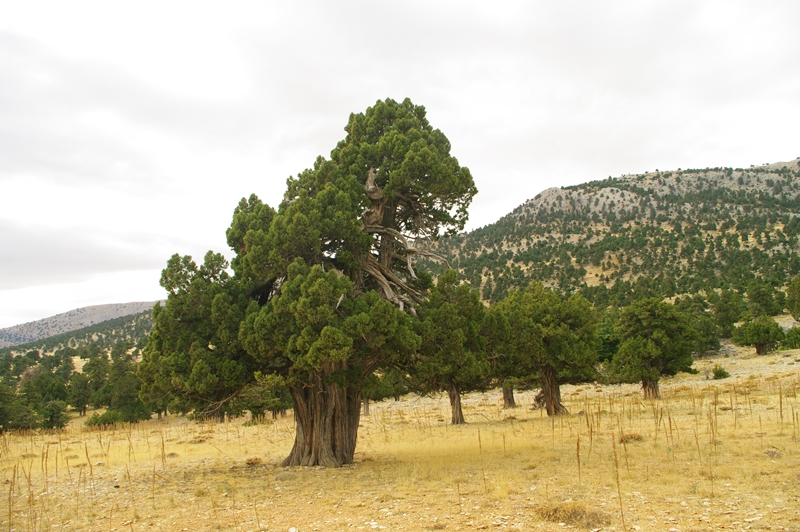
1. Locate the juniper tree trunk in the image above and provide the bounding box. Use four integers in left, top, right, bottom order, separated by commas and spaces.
502, 386, 516, 409
642, 378, 660, 400
540, 367, 569, 416
362, 397, 370, 416
282, 364, 362, 467
448, 381, 466, 424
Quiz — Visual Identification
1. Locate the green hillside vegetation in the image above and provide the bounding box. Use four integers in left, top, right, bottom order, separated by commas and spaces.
0, 301, 158, 348
424, 162, 800, 307
0, 309, 154, 358
0, 310, 157, 431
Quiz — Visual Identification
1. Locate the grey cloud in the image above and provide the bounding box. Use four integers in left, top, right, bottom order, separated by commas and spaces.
0, 219, 175, 290
0, 32, 275, 188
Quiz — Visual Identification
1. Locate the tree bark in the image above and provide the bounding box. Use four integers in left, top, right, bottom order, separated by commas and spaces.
642, 378, 660, 400
362, 397, 370, 416
502, 386, 516, 409
540, 367, 569, 416
282, 363, 362, 468
448, 381, 466, 424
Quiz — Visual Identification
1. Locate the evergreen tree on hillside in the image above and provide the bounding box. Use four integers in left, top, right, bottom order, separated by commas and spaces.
746, 279, 785, 317
708, 289, 746, 338
733, 316, 785, 355
785, 275, 800, 321
609, 298, 699, 399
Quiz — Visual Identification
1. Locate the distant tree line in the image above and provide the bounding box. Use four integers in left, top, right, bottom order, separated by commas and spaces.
3, 269, 798, 433
0, 311, 153, 357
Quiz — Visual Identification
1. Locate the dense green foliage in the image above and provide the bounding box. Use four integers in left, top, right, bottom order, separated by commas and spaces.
140, 98, 475, 466
496, 282, 598, 414
410, 270, 488, 424
608, 298, 700, 398
0, 339, 150, 431
733, 316, 785, 355
0, 310, 153, 358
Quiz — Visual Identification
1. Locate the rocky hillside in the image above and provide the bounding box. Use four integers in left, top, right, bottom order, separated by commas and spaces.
424, 158, 800, 306
0, 302, 159, 348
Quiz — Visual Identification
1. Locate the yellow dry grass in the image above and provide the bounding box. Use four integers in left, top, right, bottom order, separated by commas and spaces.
2, 349, 800, 531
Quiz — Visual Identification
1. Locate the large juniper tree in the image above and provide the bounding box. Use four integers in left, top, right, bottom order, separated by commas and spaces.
141, 98, 476, 467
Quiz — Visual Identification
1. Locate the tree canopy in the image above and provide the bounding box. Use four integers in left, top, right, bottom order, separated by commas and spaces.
140, 98, 476, 466
410, 270, 488, 424
609, 298, 698, 398
733, 315, 785, 355
497, 282, 598, 415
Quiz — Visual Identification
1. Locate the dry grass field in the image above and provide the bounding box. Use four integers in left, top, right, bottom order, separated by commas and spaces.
3, 348, 800, 531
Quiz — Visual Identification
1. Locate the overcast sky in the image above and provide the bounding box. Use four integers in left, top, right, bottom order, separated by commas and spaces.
1, 1, 799, 328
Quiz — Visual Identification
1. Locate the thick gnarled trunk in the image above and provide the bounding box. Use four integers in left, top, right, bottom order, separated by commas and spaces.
282, 366, 362, 468
540, 367, 569, 416
502, 386, 516, 409
642, 378, 660, 400
448, 381, 466, 424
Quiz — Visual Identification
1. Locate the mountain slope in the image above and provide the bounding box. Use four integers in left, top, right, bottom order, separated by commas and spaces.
0, 308, 155, 357
0, 301, 159, 348
425, 158, 800, 305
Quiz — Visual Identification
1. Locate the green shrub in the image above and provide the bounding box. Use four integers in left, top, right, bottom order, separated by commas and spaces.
781, 327, 800, 349
712, 365, 730, 380
85, 410, 123, 427
39, 400, 70, 429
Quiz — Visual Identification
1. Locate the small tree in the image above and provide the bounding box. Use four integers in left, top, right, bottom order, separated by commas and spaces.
481, 303, 525, 409
232, 374, 292, 420
498, 282, 598, 415
82, 349, 110, 408
361, 372, 402, 415
411, 270, 488, 424
709, 289, 746, 338
0, 378, 38, 431
39, 400, 70, 429
782, 327, 800, 349
733, 315, 785, 355
609, 298, 698, 399
96, 340, 152, 423
746, 279, 785, 317
786, 275, 800, 322
66, 373, 91, 416
674, 294, 719, 353
18, 366, 67, 417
